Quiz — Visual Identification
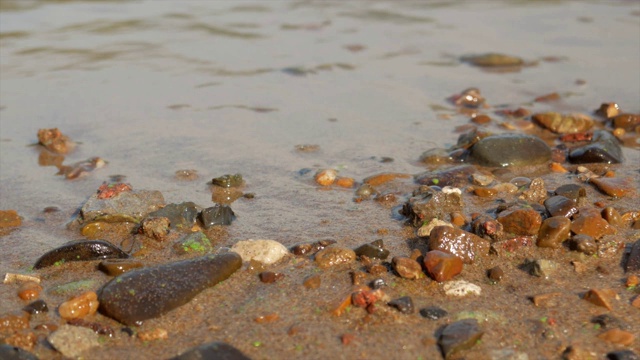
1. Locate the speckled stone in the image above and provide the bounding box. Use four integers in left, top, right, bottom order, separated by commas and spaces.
497, 207, 542, 236
231, 239, 289, 265
47, 325, 100, 358
428, 226, 489, 264
314, 246, 356, 269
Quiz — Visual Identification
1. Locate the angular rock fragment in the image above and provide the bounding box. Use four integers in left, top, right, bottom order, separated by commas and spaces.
34, 240, 129, 269
438, 319, 484, 359
200, 204, 235, 228
81, 189, 165, 224
98, 253, 241, 325
429, 226, 489, 264
424, 250, 463, 282
147, 202, 199, 230
497, 206, 542, 236
443, 280, 481, 297
536, 216, 571, 248
388, 296, 414, 314
402, 186, 464, 227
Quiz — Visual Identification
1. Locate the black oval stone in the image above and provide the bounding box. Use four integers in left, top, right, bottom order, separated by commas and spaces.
33, 240, 129, 269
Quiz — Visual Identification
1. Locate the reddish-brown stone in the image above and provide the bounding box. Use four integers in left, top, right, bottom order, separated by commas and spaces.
428, 226, 489, 264
571, 210, 617, 239
423, 250, 463, 282
537, 216, 571, 248
497, 208, 542, 236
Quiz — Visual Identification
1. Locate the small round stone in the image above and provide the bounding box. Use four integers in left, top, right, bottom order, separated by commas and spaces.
419, 306, 448, 320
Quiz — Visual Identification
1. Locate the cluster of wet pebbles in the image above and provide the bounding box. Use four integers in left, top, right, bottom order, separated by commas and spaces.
1, 89, 640, 359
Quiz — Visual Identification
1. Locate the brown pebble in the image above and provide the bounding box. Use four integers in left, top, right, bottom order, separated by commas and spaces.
341, 333, 356, 345
423, 250, 463, 282
595, 103, 619, 118
18, 282, 42, 301
392, 256, 423, 280
571, 261, 587, 274
58, 291, 99, 320
0, 210, 22, 228
303, 275, 321, 289
409, 249, 422, 261
473, 187, 498, 198
583, 289, 614, 311
471, 114, 491, 125
597, 328, 634, 346
368, 264, 387, 275
259, 271, 283, 284
175, 169, 198, 181
534, 92, 560, 102
590, 177, 635, 198
632, 296, 640, 309
532, 292, 562, 307
363, 172, 411, 186
450, 212, 466, 227
315, 246, 356, 268
487, 266, 504, 282
99, 259, 143, 276
549, 162, 569, 173
571, 210, 617, 239
601, 207, 624, 227
351, 271, 367, 285
537, 216, 571, 248
254, 313, 279, 324
335, 177, 355, 188
626, 274, 639, 287
137, 328, 168, 341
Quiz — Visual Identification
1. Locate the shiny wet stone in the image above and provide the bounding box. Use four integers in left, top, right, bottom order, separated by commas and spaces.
423, 250, 463, 282
99, 259, 143, 276
98, 253, 242, 325
497, 207, 542, 236
23, 300, 48, 314
200, 204, 235, 228
569, 234, 598, 255
543, 196, 578, 218
468, 134, 551, 167
554, 184, 586, 200
590, 177, 635, 198
428, 226, 489, 264
419, 306, 448, 320
568, 130, 623, 164
392, 256, 423, 279
172, 232, 212, 255
536, 216, 571, 248
354, 239, 389, 260
34, 240, 129, 269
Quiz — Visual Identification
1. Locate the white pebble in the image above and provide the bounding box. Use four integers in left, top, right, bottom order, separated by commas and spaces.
442, 186, 462, 195
443, 280, 481, 297
48, 325, 100, 358
230, 239, 289, 265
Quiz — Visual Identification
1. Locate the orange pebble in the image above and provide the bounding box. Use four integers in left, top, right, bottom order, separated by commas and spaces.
549, 162, 568, 173
315, 169, 337, 186
18, 282, 42, 301
58, 291, 99, 320
626, 274, 639, 288
335, 177, 355, 188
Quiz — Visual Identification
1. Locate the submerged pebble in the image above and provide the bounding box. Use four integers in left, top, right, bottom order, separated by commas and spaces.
98, 253, 241, 325
147, 202, 199, 230
98, 259, 143, 276
314, 246, 356, 269
211, 173, 244, 188
532, 112, 594, 134
438, 318, 484, 359
462, 53, 523, 67
354, 239, 389, 260
469, 134, 551, 167
58, 291, 99, 320
290, 239, 336, 256
200, 204, 235, 228
33, 240, 129, 269
172, 232, 212, 255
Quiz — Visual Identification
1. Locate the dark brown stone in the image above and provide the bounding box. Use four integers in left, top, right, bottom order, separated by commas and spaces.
544, 196, 578, 218
571, 209, 617, 239
626, 240, 640, 273
392, 256, 423, 279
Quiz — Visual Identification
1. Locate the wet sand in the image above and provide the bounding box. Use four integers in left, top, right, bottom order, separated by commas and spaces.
1, 1, 639, 359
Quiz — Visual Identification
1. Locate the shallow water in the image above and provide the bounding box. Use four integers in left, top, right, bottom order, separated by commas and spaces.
0, 0, 639, 358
